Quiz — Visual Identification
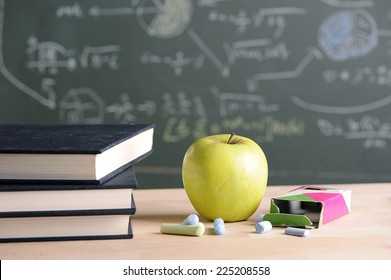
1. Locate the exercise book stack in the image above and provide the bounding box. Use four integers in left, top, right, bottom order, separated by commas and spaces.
0, 123, 154, 242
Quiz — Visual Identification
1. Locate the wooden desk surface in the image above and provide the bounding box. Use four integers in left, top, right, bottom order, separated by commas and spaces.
1, 183, 390, 260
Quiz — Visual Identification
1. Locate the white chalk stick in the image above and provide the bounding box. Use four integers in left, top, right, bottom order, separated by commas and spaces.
255, 221, 272, 234
285, 227, 310, 237
160, 222, 205, 237
182, 214, 199, 225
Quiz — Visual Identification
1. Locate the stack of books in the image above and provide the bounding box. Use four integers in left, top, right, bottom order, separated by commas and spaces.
0, 124, 154, 242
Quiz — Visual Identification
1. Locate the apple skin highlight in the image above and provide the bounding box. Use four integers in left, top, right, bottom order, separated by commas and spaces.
182, 133, 268, 222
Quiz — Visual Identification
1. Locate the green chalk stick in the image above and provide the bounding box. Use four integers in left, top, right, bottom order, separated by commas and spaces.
160, 222, 205, 237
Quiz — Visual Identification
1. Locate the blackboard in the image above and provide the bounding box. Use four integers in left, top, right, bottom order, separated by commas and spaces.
1, 0, 391, 188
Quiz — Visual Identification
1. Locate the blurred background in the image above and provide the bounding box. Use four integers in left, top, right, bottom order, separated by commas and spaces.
1, 0, 391, 188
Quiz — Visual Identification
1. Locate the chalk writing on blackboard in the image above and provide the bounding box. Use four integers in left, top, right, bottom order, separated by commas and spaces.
188, 7, 307, 79
317, 115, 391, 148
88, 0, 193, 39
211, 87, 280, 117
140, 51, 204, 76
59, 87, 105, 124
25, 36, 121, 74
319, 0, 373, 8
322, 65, 391, 86
247, 48, 323, 92
291, 95, 391, 115
0, 0, 56, 109
2, 0, 391, 187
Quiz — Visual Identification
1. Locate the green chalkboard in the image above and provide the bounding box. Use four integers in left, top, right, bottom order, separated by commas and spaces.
1, 0, 391, 188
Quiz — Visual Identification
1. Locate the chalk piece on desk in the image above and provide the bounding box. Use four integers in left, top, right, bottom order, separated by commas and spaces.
254, 213, 264, 223
284, 227, 310, 237
255, 221, 272, 234
213, 218, 225, 235
182, 214, 199, 225
160, 222, 205, 237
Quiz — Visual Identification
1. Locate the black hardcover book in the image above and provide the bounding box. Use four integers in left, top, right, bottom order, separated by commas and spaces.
0, 215, 134, 242
0, 166, 138, 217
0, 124, 154, 183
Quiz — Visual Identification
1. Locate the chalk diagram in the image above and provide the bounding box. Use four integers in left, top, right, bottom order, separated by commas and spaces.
0, 0, 57, 109
90, 0, 193, 39
59, 88, 105, 124
291, 7, 391, 115
247, 7, 381, 91
318, 9, 378, 61
135, 0, 192, 39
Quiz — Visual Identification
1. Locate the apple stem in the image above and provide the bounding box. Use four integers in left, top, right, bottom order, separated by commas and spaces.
227, 132, 235, 144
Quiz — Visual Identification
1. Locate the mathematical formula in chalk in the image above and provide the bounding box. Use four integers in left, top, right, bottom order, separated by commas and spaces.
1, 0, 391, 185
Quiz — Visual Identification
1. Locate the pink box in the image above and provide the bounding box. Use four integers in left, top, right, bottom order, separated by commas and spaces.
264, 186, 352, 228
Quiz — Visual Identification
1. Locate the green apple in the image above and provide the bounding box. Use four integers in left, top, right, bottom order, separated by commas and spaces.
182, 133, 268, 222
